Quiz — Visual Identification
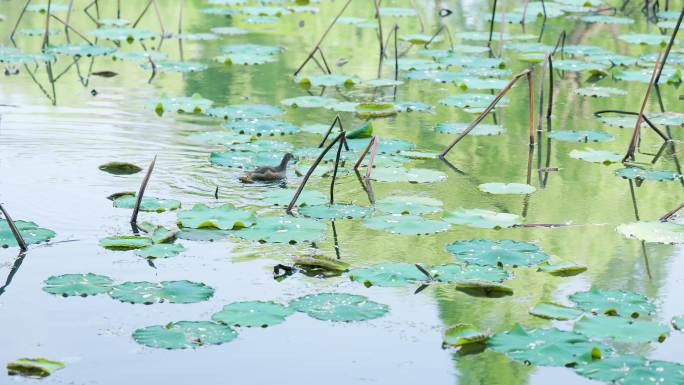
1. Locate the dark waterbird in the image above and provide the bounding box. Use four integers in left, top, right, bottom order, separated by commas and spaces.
240, 153, 295, 183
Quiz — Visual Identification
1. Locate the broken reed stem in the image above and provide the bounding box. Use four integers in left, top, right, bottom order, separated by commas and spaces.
294, 0, 352, 76
365, 136, 379, 179
527, 71, 534, 146
131, 155, 157, 224
318, 115, 348, 150
329, 135, 346, 204
353, 135, 377, 170
287, 133, 344, 213
660, 201, 684, 221
654, 6, 683, 84
0, 204, 27, 251
623, 51, 662, 162
439, 69, 532, 158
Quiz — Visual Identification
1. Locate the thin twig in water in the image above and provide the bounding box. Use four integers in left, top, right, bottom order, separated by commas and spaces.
318, 115, 348, 150
623, 52, 662, 162
131, 156, 157, 224
0, 204, 27, 251
660, 202, 684, 221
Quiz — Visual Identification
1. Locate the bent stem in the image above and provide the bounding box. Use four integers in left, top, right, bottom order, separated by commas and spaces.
329, 135, 346, 204
654, 6, 682, 84
623, 52, 662, 162
131, 155, 157, 224
0, 204, 27, 251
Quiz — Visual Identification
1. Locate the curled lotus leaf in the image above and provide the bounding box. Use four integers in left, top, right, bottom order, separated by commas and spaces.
673, 316, 684, 331
529, 303, 584, 320
262, 188, 327, 207
371, 167, 447, 183
569, 287, 655, 317
299, 204, 371, 220
234, 216, 326, 244
177, 203, 255, 230
43, 273, 113, 297
212, 301, 294, 327
113, 195, 181, 213
355, 102, 397, 118
132, 321, 237, 349
98, 162, 142, 175
293, 253, 350, 272
614, 167, 680, 182
569, 149, 622, 164
443, 324, 489, 347
1, 219, 56, 248
99, 235, 152, 250
363, 215, 451, 235
454, 279, 513, 297
574, 315, 669, 343
134, 243, 185, 258
443, 208, 521, 229
399, 33, 442, 44
478, 182, 535, 194
547, 130, 613, 142
446, 239, 549, 267
137, 222, 177, 244
349, 263, 426, 287
206, 104, 284, 119
290, 293, 389, 322
375, 195, 443, 215
6, 358, 64, 378
575, 355, 684, 384
110, 280, 214, 304
537, 262, 587, 276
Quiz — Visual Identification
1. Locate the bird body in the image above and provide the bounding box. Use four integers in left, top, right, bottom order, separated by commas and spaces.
240, 153, 294, 183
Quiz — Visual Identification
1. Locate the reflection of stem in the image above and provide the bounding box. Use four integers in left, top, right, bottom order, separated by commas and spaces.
331, 221, 341, 259
628, 179, 640, 220
641, 241, 652, 280
50, 14, 93, 44
42, 0, 53, 49
624, 52, 662, 162
488, 0, 497, 47
0, 251, 27, 297
354, 170, 375, 205
594, 110, 669, 142
374, 0, 384, 78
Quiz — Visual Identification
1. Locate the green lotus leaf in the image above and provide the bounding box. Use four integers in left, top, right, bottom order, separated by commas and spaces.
537, 262, 587, 276
97, 18, 130, 27
0, 219, 56, 248
243, 16, 281, 24
149, 94, 213, 115
223, 119, 298, 136
446, 239, 549, 267
176, 229, 232, 241
394, 101, 433, 112
371, 167, 447, 183
112, 195, 181, 213
111, 51, 167, 61
290, 293, 389, 322
422, 46, 491, 56
43, 273, 113, 297
211, 27, 248, 35
599, 115, 643, 128
209, 0, 247, 5
569, 287, 655, 317
207, 104, 284, 119
614, 168, 680, 181
454, 279, 514, 296
235, 216, 326, 244
400, 33, 442, 44
355, 102, 397, 118
563, 45, 609, 56
618, 221, 684, 243
215, 53, 277, 65
300, 123, 330, 135
212, 301, 294, 327
398, 150, 438, 159
297, 74, 359, 87
281, 95, 338, 108
345, 121, 373, 139
488, 325, 606, 367
673, 316, 683, 331
240, 6, 288, 16
262, 188, 326, 207
100, 235, 153, 250
429, 263, 509, 283
201, 7, 239, 16
547, 130, 613, 142
346, 138, 415, 154
457, 32, 536, 42
134, 243, 185, 258
349, 262, 426, 287
209, 151, 284, 168
586, 53, 637, 67
363, 78, 403, 87
443, 324, 489, 347
573, 86, 627, 98
288, 5, 319, 13
177, 33, 217, 41
443, 208, 521, 229
440, 93, 508, 113
338, 17, 368, 24
618, 33, 670, 45
379, 7, 417, 17
375, 195, 443, 215
177, 203, 255, 230
299, 204, 371, 220
575, 355, 684, 384
574, 315, 669, 343
98, 162, 141, 175
363, 214, 451, 235
293, 146, 352, 163
648, 112, 684, 126
6, 358, 64, 378
439, 56, 506, 69
505, 42, 554, 54
229, 140, 294, 153
0, 52, 54, 64
406, 70, 465, 83
457, 77, 510, 90
529, 303, 583, 320
133, 321, 237, 349
222, 44, 282, 55
90, 28, 158, 42
552, 59, 607, 73
569, 148, 622, 164
435, 122, 504, 136
137, 222, 177, 244
615, 67, 680, 83
45, 44, 116, 57
395, 57, 442, 71
293, 253, 350, 272
141, 61, 207, 73
478, 183, 536, 194
110, 280, 214, 304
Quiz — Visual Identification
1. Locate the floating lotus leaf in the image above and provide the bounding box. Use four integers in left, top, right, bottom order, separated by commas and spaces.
297, 74, 359, 87
176, 229, 232, 241
113, 195, 181, 213
649, 112, 684, 126
440, 93, 508, 113
290, 293, 389, 322
288, 5, 319, 13
399, 33, 442, 44
215, 53, 276, 65
263, 188, 326, 207
243, 15, 281, 24
398, 150, 438, 159
43, 273, 113, 297
574, 315, 668, 343
379, 7, 417, 17
457, 32, 537, 42
149, 94, 213, 115
573, 87, 626, 98
505, 42, 554, 54
363, 215, 451, 235
222, 44, 282, 56
439, 56, 506, 69
375, 195, 443, 215
293, 253, 350, 272
240, 6, 288, 16
446, 239, 549, 267
207, 104, 284, 119
0, 219, 56, 248
211, 27, 248, 35
137, 222, 177, 244
587, 53, 637, 67
552, 59, 607, 73
187, 131, 253, 146
429, 264, 509, 283
618, 221, 684, 244
235, 216, 326, 244
422, 46, 491, 56
569, 287, 655, 317
443, 208, 521, 229
98, 162, 141, 175
355, 102, 397, 118
569, 148, 621, 164
110, 280, 214, 304
209, 150, 283, 169
371, 167, 447, 183
212, 301, 294, 327
458, 77, 509, 90
201, 7, 239, 16
406, 70, 465, 83
395, 58, 441, 71
281, 95, 338, 108
299, 204, 371, 220
673, 316, 683, 331
614, 168, 680, 181
478, 183, 535, 194
0, 52, 54, 63
227, 140, 293, 153
6, 358, 64, 378
575, 355, 684, 384
90, 28, 158, 42
618, 33, 669, 45
134, 243, 185, 258
223, 119, 299, 136
547, 130, 613, 142
529, 303, 583, 320
141, 61, 207, 73
97, 18, 130, 27
488, 325, 605, 367
111, 51, 167, 61
349, 263, 426, 287
100, 235, 152, 250
346, 138, 415, 154
325, 100, 359, 112
177, 33, 216, 41
338, 17, 368, 24
435, 122, 504, 136
133, 321, 237, 349
363, 78, 403, 87
45, 44, 115, 57
177, 204, 255, 230
394, 101, 433, 112
615, 67, 680, 83
443, 324, 489, 347
300, 123, 330, 135
599, 115, 642, 128
538, 262, 587, 276
454, 279, 514, 296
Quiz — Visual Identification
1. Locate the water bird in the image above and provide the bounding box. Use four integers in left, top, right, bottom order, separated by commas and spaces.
240, 153, 294, 183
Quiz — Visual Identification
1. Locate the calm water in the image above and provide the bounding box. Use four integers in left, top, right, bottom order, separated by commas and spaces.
0, 1, 683, 384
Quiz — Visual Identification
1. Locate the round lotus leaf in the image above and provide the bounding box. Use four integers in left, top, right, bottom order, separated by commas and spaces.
575, 355, 684, 384
294, 146, 352, 163
110, 280, 214, 304
440, 93, 508, 113
649, 112, 684, 126
281, 95, 338, 108
290, 293, 389, 322
529, 303, 583, 320
406, 70, 465, 83
112, 195, 181, 213
0, 52, 54, 64
141, 61, 207, 73
299, 204, 371, 220
229, 141, 293, 154
6, 358, 64, 378
97, 18, 130, 27
457, 31, 536, 42
177, 33, 216, 41
244, 16, 281, 23
297, 74, 359, 87
394, 58, 441, 71
44, 44, 116, 57
379, 7, 417, 17
618, 33, 669, 45
176, 229, 232, 241
399, 33, 442, 44
443, 208, 521, 229
616, 67, 680, 83
215, 53, 276, 65
300, 123, 330, 135
446, 239, 549, 267
552, 59, 607, 73
363, 78, 403, 87
223, 119, 298, 136
581, 15, 633, 24
479, 182, 535, 194
177, 204, 255, 230
573, 87, 626, 98
201, 7, 239, 16
569, 149, 622, 164
240, 6, 288, 16
371, 167, 447, 183
599, 115, 642, 128
149, 94, 213, 115
43, 273, 113, 297
443, 324, 488, 347
90, 28, 158, 42
0, 220, 56, 248
235, 216, 326, 244
134, 243, 185, 258
429, 263, 509, 283
547, 130, 613, 142
488, 325, 606, 367
614, 168, 680, 182
349, 263, 426, 287
438, 56, 506, 69
355, 102, 397, 118
211, 27, 248, 35
673, 316, 684, 331
111, 51, 167, 61
538, 262, 587, 276
207, 104, 284, 120
569, 287, 655, 317
209, 151, 283, 169
262, 189, 326, 207
375, 195, 443, 215
133, 321, 237, 349
398, 151, 438, 159
346, 138, 415, 154
435, 122, 504, 136
363, 215, 451, 235
574, 315, 669, 343
458, 77, 510, 90
394, 101, 432, 112
98, 162, 142, 175
212, 301, 294, 327
100, 235, 153, 250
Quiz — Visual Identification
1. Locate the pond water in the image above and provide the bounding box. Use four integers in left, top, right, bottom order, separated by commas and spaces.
0, 1, 683, 384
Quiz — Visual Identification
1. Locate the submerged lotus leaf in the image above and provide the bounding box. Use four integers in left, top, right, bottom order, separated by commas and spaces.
177, 204, 255, 230
349, 263, 426, 287
569, 287, 655, 317
212, 301, 294, 327
538, 262, 588, 276
263, 188, 326, 207
547, 130, 613, 142
45, 44, 116, 57
443, 208, 521, 229
99, 235, 152, 250
529, 303, 583, 320
223, 119, 299, 136
375, 195, 443, 215
0, 220, 56, 248
281, 95, 338, 108
446, 239, 549, 267
618, 33, 669, 45
580, 15, 633, 24
149, 94, 213, 115
618, 221, 684, 244
575, 355, 684, 384
207, 104, 284, 119
133, 321, 237, 349
379, 7, 417, 17
141, 61, 207, 73
479, 183, 536, 194
371, 167, 447, 183
299, 204, 371, 220
6, 358, 64, 378
134, 243, 185, 258
297, 74, 359, 87
573, 86, 627, 98
290, 293, 389, 322
429, 264, 509, 283
209, 151, 283, 169
235, 216, 326, 244
110, 280, 214, 304
90, 28, 158, 42
113, 195, 181, 212
440, 93, 508, 113
614, 168, 680, 181
443, 324, 489, 347
488, 325, 605, 367
0, 52, 54, 63
43, 273, 113, 297
363, 215, 451, 235
435, 122, 504, 136
569, 148, 622, 164
574, 315, 669, 343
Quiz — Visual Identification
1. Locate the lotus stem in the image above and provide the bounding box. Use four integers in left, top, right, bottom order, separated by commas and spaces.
593, 110, 670, 141
654, 6, 683, 84
0, 250, 27, 297
132, 0, 154, 28
660, 201, 684, 221
374, 0, 384, 78
50, 14, 93, 44
318, 115, 348, 150
10, 0, 32, 43
365, 137, 379, 179
488, 0, 497, 47
0, 204, 27, 251
329, 135, 346, 204
353, 135, 377, 170
131, 155, 157, 224
42, 0, 52, 49
527, 71, 534, 146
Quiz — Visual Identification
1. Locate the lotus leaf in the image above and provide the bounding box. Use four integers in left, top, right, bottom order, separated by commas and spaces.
207, 104, 284, 119
223, 119, 299, 136
575, 355, 684, 384
212, 301, 294, 327
569, 287, 655, 317
614, 168, 680, 181
99, 235, 152, 250
110, 280, 214, 304
141, 61, 207, 73
529, 303, 583, 320
6, 358, 64, 378
281, 95, 338, 108
43, 273, 113, 297
429, 264, 509, 283
574, 315, 669, 343
45, 44, 115, 57
371, 167, 447, 183
478, 183, 536, 194
618, 33, 669, 45
299, 204, 371, 220
90, 28, 158, 42
177, 204, 255, 230
443, 208, 521, 229
573, 87, 627, 98
134, 243, 185, 258
435, 122, 504, 136
209, 151, 284, 168
375, 195, 443, 215
440, 93, 508, 113
443, 324, 489, 347
349, 263, 426, 287
234, 216, 326, 244
538, 262, 588, 276
569, 148, 622, 164
290, 293, 389, 322
0, 219, 56, 248
113, 195, 181, 213
547, 130, 613, 142
446, 239, 549, 267
133, 321, 237, 349
363, 215, 451, 235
